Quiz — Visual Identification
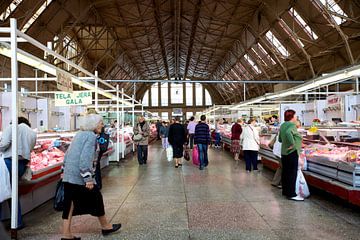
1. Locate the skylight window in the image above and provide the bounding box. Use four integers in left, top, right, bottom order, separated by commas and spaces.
289, 8, 318, 40
278, 19, 305, 48
21, 0, 53, 32
0, 0, 23, 21
265, 30, 290, 58
244, 54, 261, 74
317, 0, 347, 25
257, 44, 276, 65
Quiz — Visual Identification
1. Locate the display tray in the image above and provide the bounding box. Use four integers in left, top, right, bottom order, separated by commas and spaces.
307, 162, 338, 179
306, 156, 339, 168
220, 135, 231, 145
31, 162, 63, 181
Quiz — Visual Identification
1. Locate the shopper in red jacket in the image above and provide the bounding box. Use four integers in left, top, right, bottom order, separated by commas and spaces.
231, 119, 243, 161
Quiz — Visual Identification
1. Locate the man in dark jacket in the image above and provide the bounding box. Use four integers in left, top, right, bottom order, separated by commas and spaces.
156, 120, 162, 140
194, 115, 211, 170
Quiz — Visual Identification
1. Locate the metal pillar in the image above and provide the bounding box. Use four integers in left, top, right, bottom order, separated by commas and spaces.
116, 85, 120, 163
243, 83, 246, 101
95, 70, 98, 112
10, 18, 19, 239
132, 94, 135, 152
34, 69, 38, 96
121, 88, 125, 159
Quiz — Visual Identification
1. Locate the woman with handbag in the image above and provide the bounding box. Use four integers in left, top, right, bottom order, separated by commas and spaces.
240, 118, 260, 172
0, 117, 36, 229
133, 116, 150, 165
61, 114, 121, 240
231, 119, 243, 161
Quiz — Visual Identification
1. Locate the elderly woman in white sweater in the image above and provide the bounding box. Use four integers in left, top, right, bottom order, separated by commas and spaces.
61, 114, 121, 240
240, 118, 260, 172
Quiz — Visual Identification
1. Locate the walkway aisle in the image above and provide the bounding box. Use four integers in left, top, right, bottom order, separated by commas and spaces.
19, 143, 360, 240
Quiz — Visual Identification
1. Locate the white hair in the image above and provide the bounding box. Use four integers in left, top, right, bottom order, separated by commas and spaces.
79, 114, 103, 131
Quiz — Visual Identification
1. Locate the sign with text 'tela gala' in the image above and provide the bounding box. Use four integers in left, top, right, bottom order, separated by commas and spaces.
56, 70, 73, 92
54, 91, 92, 106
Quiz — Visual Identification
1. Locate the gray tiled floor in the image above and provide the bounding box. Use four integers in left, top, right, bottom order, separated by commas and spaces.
15, 143, 360, 239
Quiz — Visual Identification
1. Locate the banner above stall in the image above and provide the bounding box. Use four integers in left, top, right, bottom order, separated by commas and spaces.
55, 91, 92, 106
56, 70, 73, 92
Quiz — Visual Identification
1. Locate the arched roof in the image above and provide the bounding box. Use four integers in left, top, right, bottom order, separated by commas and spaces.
1, 0, 359, 104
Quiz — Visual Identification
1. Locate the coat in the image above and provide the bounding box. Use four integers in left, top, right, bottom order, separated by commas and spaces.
133, 122, 150, 145
240, 125, 260, 151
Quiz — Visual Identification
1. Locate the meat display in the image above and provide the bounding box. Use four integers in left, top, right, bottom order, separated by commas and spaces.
30, 139, 66, 171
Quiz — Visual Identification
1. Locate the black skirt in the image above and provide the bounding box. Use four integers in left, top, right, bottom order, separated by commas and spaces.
172, 144, 184, 158
62, 182, 105, 219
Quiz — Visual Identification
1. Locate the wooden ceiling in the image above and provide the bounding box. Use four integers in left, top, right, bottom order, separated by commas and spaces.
1, 0, 360, 104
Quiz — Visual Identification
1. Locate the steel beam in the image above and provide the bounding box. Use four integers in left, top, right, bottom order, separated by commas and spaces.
96, 79, 305, 84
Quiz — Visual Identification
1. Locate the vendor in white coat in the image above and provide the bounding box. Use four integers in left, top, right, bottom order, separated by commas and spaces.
240, 118, 260, 172
0, 117, 37, 229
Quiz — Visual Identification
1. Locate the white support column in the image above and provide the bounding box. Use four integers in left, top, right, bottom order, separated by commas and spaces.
121, 88, 125, 159
95, 71, 98, 112
116, 85, 120, 162
10, 18, 19, 236
243, 83, 246, 101
132, 94, 135, 152
34, 69, 38, 96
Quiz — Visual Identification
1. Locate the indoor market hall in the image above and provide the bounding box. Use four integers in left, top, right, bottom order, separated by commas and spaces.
14, 142, 360, 240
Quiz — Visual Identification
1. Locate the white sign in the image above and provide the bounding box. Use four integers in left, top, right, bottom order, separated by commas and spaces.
172, 108, 182, 116
56, 70, 73, 92
54, 91, 92, 106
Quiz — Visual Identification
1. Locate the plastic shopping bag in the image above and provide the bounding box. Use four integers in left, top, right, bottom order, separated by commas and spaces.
192, 145, 199, 166
166, 145, 173, 162
0, 154, 11, 203
53, 180, 65, 211
296, 169, 310, 198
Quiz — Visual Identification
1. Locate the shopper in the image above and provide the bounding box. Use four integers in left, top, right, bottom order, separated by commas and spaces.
270, 115, 279, 126
95, 127, 110, 190
159, 121, 169, 149
241, 118, 260, 172
214, 119, 221, 148
0, 117, 37, 229
194, 115, 211, 170
279, 109, 304, 201
187, 116, 197, 149
231, 119, 243, 161
156, 120, 162, 140
62, 114, 121, 240
133, 116, 150, 165
168, 117, 186, 168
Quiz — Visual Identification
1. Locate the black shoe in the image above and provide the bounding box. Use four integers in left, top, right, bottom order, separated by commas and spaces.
178, 164, 182, 167
175, 165, 179, 168
61, 237, 81, 240
102, 224, 122, 236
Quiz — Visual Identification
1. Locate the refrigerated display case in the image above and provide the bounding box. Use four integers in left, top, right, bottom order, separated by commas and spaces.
258, 127, 360, 207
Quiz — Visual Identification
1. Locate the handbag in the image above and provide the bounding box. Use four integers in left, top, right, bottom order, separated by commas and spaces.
0, 154, 11, 202
21, 167, 32, 181
184, 146, 190, 161
53, 179, 65, 211
133, 125, 143, 142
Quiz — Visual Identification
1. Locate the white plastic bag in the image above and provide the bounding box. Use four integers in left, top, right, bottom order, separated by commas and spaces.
272, 135, 282, 158
0, 154, 12, 202
296, 169, 310, 198
166, 145, 173, 162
